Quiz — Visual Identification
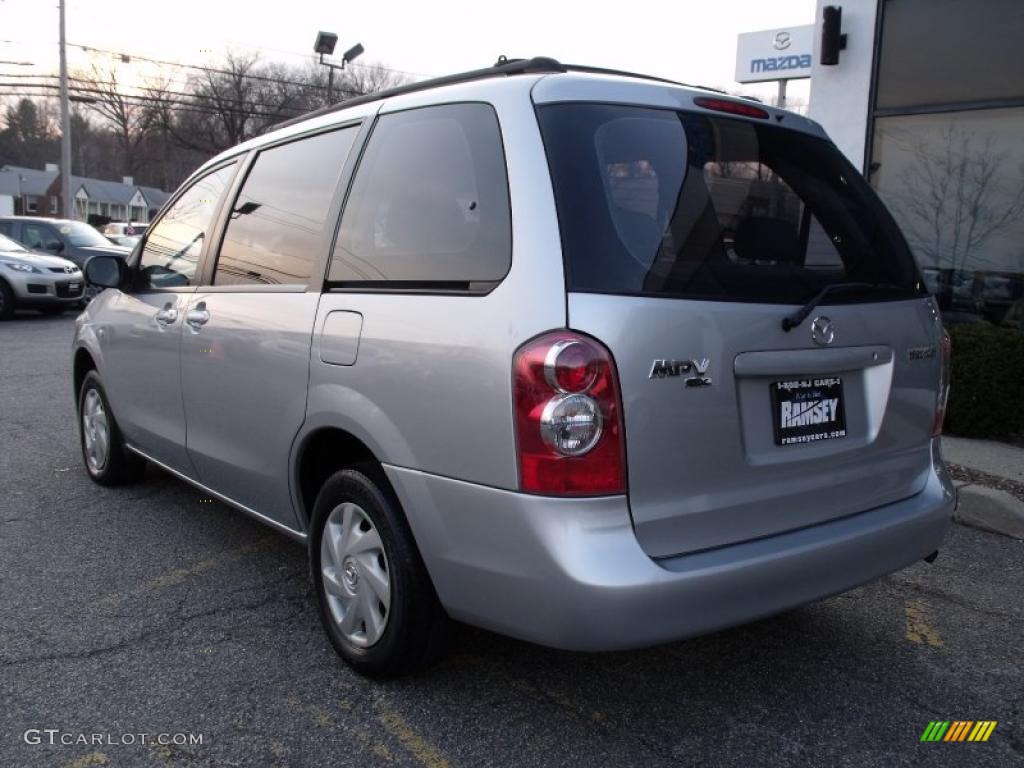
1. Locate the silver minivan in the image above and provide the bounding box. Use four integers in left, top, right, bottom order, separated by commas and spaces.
74, 57, 955, 677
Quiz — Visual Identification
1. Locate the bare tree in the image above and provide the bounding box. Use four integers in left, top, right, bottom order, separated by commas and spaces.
156, 53, 322, 154
337, 63, 410, 100
33, 54, 416, 190
75, 64, 159, 178
298, 59, 411, 108
887, 124, 1024, 273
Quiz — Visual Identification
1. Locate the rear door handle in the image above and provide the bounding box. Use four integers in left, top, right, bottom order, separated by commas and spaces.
185, 304, 210, 331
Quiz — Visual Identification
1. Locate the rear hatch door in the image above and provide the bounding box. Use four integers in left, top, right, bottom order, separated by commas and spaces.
536, 101, 942, 558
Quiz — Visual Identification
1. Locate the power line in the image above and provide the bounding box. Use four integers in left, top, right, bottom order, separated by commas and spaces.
4, 38, 422, 83
2, 80, 300, 112
0, 83, 308, 121
66, 42, 380, 94
1, 72, 340, 112
219, 37, 432, 79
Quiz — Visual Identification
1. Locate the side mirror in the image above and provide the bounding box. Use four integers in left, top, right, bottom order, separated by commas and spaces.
84, 255, 128, 289
45, 240, 64, 254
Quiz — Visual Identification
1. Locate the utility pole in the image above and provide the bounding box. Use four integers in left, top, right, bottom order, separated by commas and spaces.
58, 0, 73, 219
777, 78, 787, 110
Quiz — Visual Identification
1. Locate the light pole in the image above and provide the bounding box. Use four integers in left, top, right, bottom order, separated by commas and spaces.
313, 32, 364, 105
58, 0, 72, 219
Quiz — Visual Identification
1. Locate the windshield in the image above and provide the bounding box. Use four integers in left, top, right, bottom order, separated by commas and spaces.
537, 104, 925, 304
0, 232, 28, 253
58, 222, 112, 248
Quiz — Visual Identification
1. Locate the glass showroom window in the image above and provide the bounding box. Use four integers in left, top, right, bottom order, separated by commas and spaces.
871, 108, 1024, 329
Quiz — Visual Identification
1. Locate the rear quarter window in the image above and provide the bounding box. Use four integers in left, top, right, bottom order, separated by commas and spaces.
329, 103, 511, 287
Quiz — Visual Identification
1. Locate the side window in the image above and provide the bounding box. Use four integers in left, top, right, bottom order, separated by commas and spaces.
137, 163, 236, 290
212, 127, 358, 287
22, 223, 59, 251
330, 103, 511, 285
0, 222, 12, 237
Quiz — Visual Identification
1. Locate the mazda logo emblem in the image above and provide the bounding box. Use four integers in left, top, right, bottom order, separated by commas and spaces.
810, 316, 835, 346
773, 31, 792, 50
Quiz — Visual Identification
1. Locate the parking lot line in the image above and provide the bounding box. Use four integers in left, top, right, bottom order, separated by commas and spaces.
904, 600, 943, 647
95, 535, 275, 610
374, 698, 451, 768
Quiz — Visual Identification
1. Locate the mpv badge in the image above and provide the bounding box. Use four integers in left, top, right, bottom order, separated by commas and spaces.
649, 358, 712, 387
810, 316, 835, 346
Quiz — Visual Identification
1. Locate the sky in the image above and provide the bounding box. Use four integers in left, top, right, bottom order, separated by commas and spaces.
0, 0, 814, 104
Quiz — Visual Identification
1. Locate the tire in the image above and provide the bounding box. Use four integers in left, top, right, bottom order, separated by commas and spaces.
38, 305, 66, 316
0, 280, 14, 320
310, 465, 449, 678
78, 370, 145, 486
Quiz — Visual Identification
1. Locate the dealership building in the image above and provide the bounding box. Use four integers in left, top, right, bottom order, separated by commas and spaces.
801, 0, 1024, 328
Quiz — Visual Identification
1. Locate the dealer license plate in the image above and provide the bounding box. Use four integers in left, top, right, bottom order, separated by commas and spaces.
770, 377, 847, 446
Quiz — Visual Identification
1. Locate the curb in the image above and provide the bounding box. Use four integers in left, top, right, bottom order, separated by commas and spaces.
954, 484, 1024, 540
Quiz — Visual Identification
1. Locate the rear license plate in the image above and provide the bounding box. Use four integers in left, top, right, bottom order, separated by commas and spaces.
771, 377, 847, 446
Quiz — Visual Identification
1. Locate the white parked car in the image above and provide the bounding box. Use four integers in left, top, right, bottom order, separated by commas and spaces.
102, 222, 148, 238
0, 232, 84, 317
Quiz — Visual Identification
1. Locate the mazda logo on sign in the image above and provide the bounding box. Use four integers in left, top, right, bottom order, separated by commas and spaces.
773, 31, 792, 50
810, 316, 835, 346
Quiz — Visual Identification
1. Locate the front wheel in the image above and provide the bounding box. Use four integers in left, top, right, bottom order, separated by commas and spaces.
78, 370, 145, 485
0, 280, 14, 319
310, 466, 449, 678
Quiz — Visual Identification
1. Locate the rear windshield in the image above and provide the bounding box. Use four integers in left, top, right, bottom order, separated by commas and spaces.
536, 103, 925, 303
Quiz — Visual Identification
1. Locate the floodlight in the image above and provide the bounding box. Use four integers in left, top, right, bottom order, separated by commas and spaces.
313, 31, 338, 56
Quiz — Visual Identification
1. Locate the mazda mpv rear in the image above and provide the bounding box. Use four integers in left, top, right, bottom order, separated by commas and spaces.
74, 58, 955, 678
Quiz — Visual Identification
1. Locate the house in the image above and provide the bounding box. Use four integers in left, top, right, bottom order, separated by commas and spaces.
50, 174, 165, 223
0, 165, 172, 223
0, 165, 60, 216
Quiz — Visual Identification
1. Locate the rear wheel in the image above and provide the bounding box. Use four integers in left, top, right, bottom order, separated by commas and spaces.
78, 370, 145, 485
0, 280, 14, 319
310, 465, 449, 678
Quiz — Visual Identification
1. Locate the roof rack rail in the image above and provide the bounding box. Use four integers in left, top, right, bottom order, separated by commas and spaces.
271, 56, 728, 131
272, 56, 566, 130
560, 64, 726, 94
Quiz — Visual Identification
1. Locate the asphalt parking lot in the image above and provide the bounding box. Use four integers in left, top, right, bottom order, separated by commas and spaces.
1, 312, 1022, 768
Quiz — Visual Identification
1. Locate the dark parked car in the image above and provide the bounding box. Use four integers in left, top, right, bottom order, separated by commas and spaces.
0, 217, 131, 269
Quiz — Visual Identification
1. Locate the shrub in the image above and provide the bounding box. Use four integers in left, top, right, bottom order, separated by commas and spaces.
944, 323, 1024, 439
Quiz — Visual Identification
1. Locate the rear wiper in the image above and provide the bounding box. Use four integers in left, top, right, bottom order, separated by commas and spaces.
781, 282, 906, 332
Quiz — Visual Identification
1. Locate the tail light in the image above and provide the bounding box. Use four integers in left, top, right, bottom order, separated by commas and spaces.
932, 328, 952, 436
513, 331, 626, 495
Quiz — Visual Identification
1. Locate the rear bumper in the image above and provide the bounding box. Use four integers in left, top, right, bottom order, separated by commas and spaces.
385, 440, 955, 651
